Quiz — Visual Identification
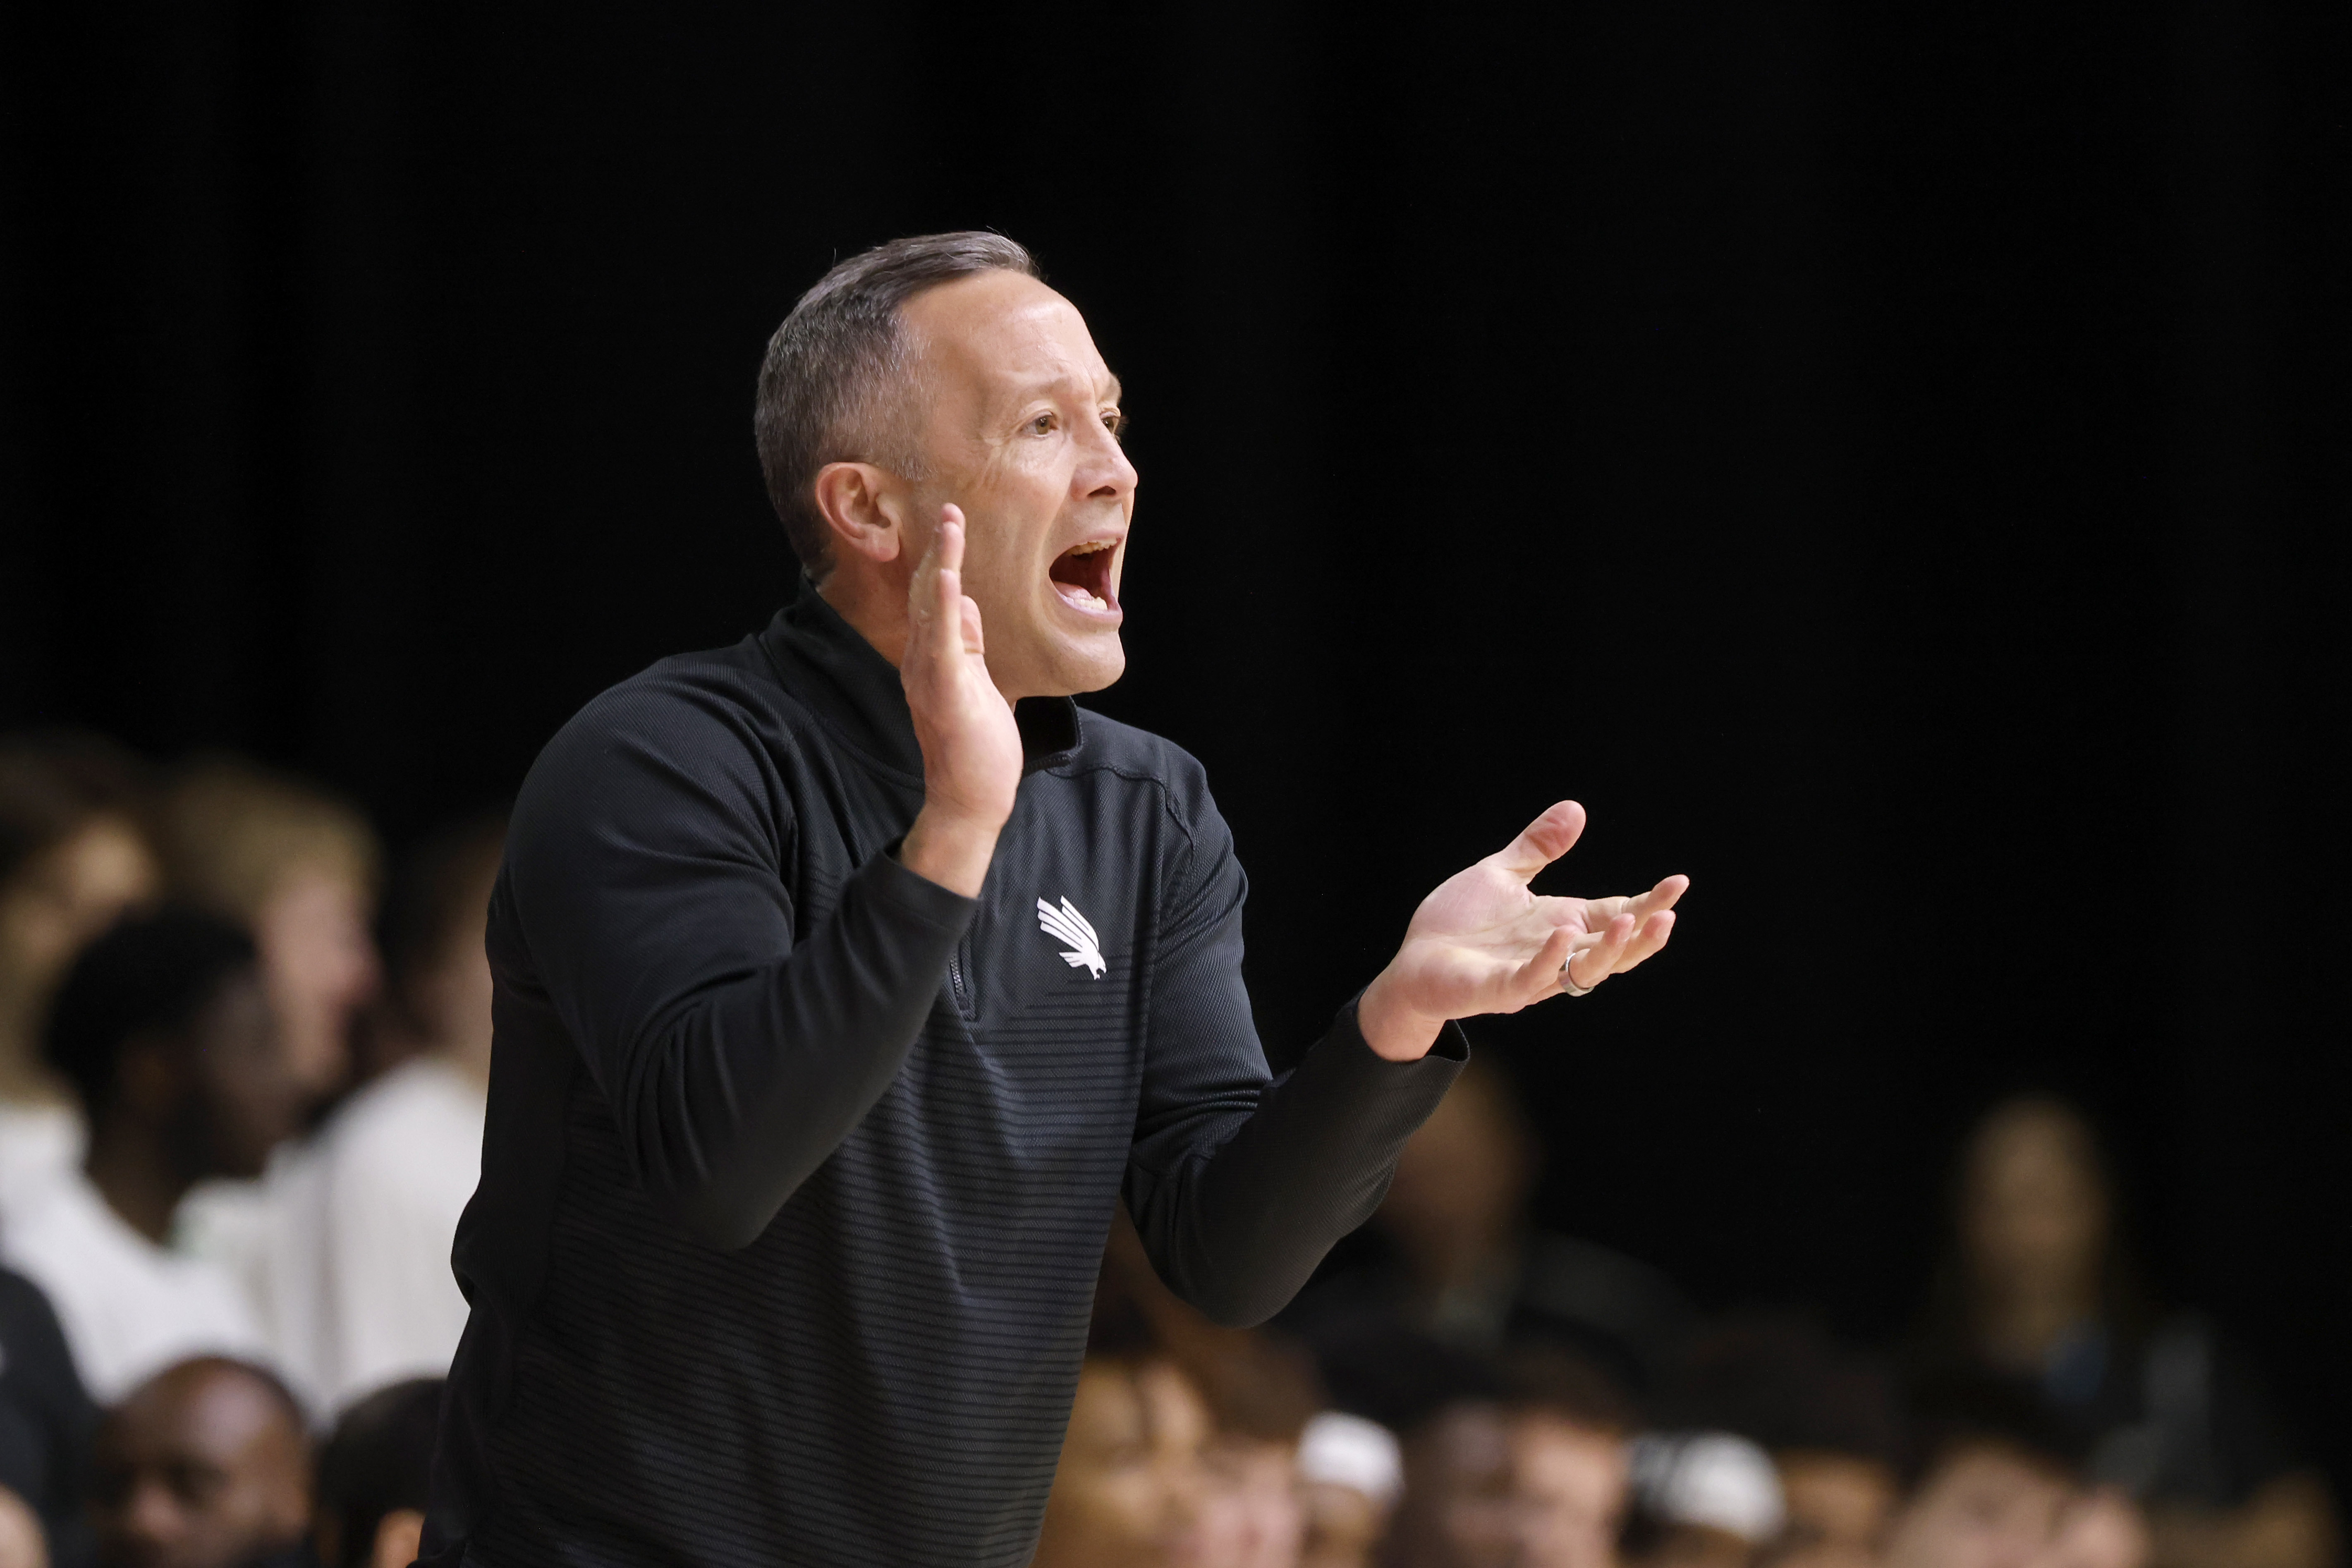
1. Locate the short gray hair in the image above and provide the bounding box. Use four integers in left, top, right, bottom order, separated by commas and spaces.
754, 232, 1042, 577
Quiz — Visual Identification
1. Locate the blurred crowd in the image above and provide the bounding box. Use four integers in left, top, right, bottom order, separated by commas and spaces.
0, 729, 2339, 1568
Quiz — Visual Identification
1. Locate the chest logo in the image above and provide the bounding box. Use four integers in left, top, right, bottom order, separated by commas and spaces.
1036, 896, 1106, 979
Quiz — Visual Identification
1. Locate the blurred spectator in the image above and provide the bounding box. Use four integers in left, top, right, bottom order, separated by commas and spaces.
0, 737, 160, 1208
1195, 1411, 1312, 1568
1289, 1058, 1695, 1425
88, 1358, 309, 1568
1881, 1372, 2107, 1568
1623, 1432, 1784, 1568
0, 1265, 98, 1568
2040, 1491, 2153, 1568
0, 912, 293, 1400
1382, 1350, 1632, 1568
1102, 1209, 1321, 1568
1298, 1412, 1405, 1568
313, 1378, 438, 1568
0, 1484, 43, 1568
1667, 1316, 1905, 1568
1031, 1281, 1214, 1568
156, 758, 380, 1106
267, 816, 500, 1412
1918, 1095, 2337, 1568
158, 761, 381, 1405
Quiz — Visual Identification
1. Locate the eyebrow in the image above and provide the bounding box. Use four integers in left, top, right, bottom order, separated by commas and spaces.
1000, 371, 1123, 408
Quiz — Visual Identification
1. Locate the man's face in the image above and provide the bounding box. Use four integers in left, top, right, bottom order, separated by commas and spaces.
896, 269, 1137, 701
1882, 1446, 2069, 1568
1401, 1405, 1628, 1568
186, 971, 304, 1181
1772, 1451, 1897, 1568
254, 868, 380, 1102
1031, 1359, 1208, 1568
91, 1361, 310, 1568
1184, 1436, 1307, 1568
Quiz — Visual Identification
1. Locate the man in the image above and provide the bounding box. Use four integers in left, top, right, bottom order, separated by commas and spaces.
88, 1359, 309, 1568
314, 1379, 441, 1568
1882, 1377, 2149, 1568
1663, 1317, 1906, 1568
1030, 1310, 1215, 1568
1385, 1362, 1634, 1568
157, 759, 380, 1108
426, 232, 1687, 1568
270, 818, 500, 1412
1, 912, 299, 1401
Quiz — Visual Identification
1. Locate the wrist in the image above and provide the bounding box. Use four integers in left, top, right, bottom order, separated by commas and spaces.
899, 803, 1002, 899
1358, 967, 1445, 1062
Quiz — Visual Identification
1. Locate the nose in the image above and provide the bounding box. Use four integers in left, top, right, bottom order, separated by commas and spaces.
118, 1478, 185, 1562
1075, 412, 1138, 503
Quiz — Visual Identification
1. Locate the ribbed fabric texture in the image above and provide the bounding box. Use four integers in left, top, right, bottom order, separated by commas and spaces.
422, 583, 1465, 1568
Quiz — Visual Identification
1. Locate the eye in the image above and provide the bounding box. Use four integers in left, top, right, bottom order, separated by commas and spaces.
1102, 408, 1128, 441
1027, 412, 1058, 436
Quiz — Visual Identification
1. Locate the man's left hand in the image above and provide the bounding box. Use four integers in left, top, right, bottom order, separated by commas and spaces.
1357, 801, 1687, 1062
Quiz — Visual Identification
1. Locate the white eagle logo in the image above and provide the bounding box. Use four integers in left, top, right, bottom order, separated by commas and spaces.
1035, 896, 1106, 979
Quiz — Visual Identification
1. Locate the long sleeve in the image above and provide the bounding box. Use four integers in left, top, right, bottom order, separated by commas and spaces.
1122, 791, 1464, 1328
505, 681, 974, 1250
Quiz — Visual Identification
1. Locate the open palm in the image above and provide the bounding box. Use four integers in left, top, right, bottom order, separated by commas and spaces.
1360, 801, 1686, 1059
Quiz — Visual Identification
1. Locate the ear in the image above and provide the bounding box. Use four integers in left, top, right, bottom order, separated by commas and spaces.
811, 462, 907, 567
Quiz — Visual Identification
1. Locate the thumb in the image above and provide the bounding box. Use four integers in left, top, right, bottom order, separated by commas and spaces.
1491, 800, 1588, 883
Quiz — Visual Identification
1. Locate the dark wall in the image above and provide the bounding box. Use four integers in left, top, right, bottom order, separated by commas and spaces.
3, 0, 2344, 1485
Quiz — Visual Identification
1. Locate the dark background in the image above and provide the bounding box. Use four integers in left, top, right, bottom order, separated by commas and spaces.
2, 0, 2344, 1489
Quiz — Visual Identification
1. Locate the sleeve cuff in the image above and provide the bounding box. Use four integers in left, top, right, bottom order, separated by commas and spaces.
1332, 992, 1469, 1067
862, 840, 980, 935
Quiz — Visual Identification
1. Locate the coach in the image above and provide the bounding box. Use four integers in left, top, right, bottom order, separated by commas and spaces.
423, 233, 1685, 1568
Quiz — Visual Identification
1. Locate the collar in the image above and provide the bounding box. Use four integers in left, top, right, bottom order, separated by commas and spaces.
757, 576, 1083, 782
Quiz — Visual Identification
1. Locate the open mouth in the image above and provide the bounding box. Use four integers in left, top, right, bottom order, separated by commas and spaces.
1048, 539, 1120, 615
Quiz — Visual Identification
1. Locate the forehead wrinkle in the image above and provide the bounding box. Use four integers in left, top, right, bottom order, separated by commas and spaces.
976, 303, 1111, 400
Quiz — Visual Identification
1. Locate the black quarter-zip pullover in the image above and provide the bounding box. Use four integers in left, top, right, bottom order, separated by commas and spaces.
422, 582, 1466, 1568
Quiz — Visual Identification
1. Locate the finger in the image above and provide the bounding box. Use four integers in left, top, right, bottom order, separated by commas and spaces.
958, 594, 986, 659
928, 517, 967, 653
1511, 924, 1577, 1003
908, 516, 946, 625
1606, 909, 1677, 973
1491, 800, 1587, 883
1579, 876, 1689, 929
936, 505, 966, 571
1629, 875, 1690, 918
1565, 911, 1636, 990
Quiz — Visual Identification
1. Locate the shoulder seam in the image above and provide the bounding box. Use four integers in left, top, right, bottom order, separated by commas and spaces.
1048, 759, 1200, 855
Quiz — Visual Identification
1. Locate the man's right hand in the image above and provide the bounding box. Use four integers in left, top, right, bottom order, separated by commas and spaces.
897, 507, 1023, 898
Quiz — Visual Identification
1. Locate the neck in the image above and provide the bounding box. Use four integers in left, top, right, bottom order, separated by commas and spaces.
818, 570, 912, 670
83, 1115, 195, 1245
1399, 1215, 1520, 1300
1975, 1272, 2098, 1367
818, 569, 1039, 706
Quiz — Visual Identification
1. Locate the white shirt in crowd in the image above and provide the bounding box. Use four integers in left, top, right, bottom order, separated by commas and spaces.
0, 1162, 268, 1403
176, 1053, 486, 1416
0, 1100, 83, 1214
306, 1053, 483, 1410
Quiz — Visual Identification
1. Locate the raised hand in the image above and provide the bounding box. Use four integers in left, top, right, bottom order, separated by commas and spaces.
1356, 801, 1687, 1061
897, 508, 1025, 897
